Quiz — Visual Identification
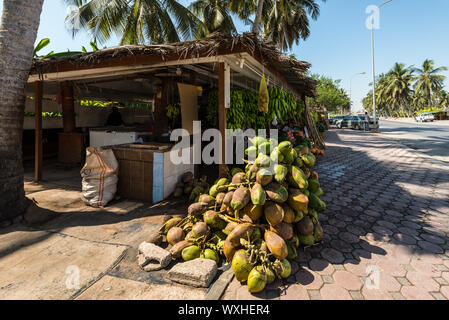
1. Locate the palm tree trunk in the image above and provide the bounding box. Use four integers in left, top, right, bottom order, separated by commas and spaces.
0, 0, 44, 222
252, 0, 264, 34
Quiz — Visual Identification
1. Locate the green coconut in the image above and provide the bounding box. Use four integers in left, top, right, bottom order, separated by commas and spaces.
279, 259, 292, 278
251, 183, 266, 205
256, 168, 273, 186
247, 267, 267, 293
203, 210, 227, 229
232, 249, 254, 282
181, 245, 201, 261
200, 248, 220, 263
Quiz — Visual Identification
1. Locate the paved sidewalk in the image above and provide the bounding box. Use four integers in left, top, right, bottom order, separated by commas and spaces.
223, 129, 449, 300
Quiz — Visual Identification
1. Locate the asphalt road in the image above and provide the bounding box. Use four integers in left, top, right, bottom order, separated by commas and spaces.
380, 119, 449, 163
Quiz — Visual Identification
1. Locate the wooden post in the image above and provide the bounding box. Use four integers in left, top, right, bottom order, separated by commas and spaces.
60, 82, 76, 133
154, 78, 170, 136
218, 62, 227, 177
34, 81, 43, 182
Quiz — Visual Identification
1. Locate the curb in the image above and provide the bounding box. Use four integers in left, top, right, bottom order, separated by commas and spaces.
205, 263, 234, 300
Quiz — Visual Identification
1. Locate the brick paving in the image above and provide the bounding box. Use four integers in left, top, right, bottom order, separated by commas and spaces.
222, 129, 449, 300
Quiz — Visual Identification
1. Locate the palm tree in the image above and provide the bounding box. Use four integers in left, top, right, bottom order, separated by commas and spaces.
413, 59, 447, 109
0, 0, 45, 221
188, 0, 237, 37
261, 0, 325, 51
384, 63, 414, 117
65, 0, 204, 45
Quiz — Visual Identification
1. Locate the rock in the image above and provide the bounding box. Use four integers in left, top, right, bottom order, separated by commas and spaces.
145, 233, 163, 245
137, 242, 171, 271
168, 258, 218, 288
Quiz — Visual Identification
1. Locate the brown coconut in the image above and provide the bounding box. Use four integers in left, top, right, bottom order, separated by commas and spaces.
264, 202, 285, 226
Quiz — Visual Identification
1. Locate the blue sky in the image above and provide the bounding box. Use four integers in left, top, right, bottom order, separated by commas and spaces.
2, 0, 449, 111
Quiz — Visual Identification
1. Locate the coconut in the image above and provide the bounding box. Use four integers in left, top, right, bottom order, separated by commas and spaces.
274, 164, 288, 183
246, 163, 259, 181
294, 210, 304, 223
198, 194, 215, 206
250, 183, 266, 206
278, 141, 292, 156
227, 223, 253, 247
210, 230, 227, 244
223, 221, 239, 235
223, 239, 237, 262
279, 259, 292, 278
287, 189, 309, 212
255, 153, 271, 168
182, 245, 201, 261
247, 267, 267, 293
256, 168, 273, 186
290, 166, 308, 190
243, 204, 263, 222
314, 220, 323, 242
264, 230, 288, 260
264, 202, 284, 226
222, 191, 234, 207
169, 240, 191, 258
200, 248, 220, 263
166, 227, 185, 245
188, 202, 209, 216
272, 222, 294, 240
265, 182, 288, 203
230, 187, 251, 211
203, 210, 226, 229
296, 216, 314, 235
159, 217, 182, 234
215, 192, 226, 207
298, 234, 315, 246
286, 240, 298, 260
231, 172, 247, 185
191, 222, 208, 238
250, 227, 262, 241
231, 167, 244, 176
282, 204, 295, 223
232, 249, 254, 282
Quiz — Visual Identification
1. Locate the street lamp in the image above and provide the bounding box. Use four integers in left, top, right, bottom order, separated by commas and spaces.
350, 72, 366, 113
371, 0, 392, 127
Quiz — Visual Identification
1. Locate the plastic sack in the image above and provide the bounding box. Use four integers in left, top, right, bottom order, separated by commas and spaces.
80, 147, 118, 207
258, 74, 269, 113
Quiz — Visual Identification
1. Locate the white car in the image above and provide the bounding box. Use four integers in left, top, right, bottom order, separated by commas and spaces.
415, 113, 434, 122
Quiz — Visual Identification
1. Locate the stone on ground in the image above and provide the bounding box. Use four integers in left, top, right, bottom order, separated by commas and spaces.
137, 242, 171, 271
168, 258, 217, 287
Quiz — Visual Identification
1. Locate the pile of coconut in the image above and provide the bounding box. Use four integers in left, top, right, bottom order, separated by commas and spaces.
147, 137, 326, 293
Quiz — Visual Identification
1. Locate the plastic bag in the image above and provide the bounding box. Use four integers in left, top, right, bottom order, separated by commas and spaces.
80, 147, 118, 207
258, 74, 269, 113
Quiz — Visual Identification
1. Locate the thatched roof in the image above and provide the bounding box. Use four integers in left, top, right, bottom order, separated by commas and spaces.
31, 32, 317, 97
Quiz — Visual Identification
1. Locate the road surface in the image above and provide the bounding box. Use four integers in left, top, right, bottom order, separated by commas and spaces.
380, 119, 449, 163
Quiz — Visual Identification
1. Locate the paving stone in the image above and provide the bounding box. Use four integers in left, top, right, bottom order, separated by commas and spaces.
295, 269, 323, 290
319, 284, 352, 300
349, 291, 364, 300
390, 292, 406, 300
393, 233, 417, 245
417, 241, 444, 254
346, 225, 365, 236
339, 232, 360, 244
362, 287, 393, 300
396, 277, 411, 286
333, 271, 363, 291
441, 286, 449, 299
308, 258, 335, 275
430, 292, 447, 300
331, 240, 353, 253
420, 233, 446, 245
401, 286, 434, 300
168, 258, 217, 288
280, 284, 310, 300
406, 271, 440, 292
321, 248, 345, 264
307, 289, 322, 300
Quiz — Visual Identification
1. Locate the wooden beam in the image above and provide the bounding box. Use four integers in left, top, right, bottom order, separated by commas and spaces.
218, 62, 227, 177
34, 81, 43, 182
60, 82, 76, 133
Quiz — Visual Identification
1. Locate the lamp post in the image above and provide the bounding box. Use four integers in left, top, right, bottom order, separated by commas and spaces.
371, 0, 392, 128
350, 72, 366, 114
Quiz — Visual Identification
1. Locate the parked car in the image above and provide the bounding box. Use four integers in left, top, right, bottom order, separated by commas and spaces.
329, 116, 345, 125
335, 115, 379, 130
415, 113, 434, 122
335, 116, 364, 129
